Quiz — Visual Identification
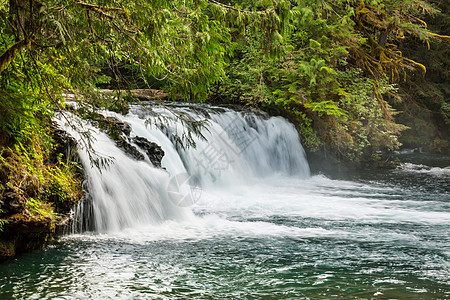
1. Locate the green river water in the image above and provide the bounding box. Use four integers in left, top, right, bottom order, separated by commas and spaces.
0, 154, 448, 299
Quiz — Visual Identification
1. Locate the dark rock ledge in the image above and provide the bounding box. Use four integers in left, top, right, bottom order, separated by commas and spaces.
66, 105, 165, 168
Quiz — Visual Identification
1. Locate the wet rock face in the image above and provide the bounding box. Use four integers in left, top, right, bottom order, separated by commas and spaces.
66, 106, 167, 166
133, 137, 165, 168
94, 116, 165, 166
105, 116, 131, 137
0, 214, 53, 262
81, 113, 143, 161
50, 124, 78, 164
1, 186, 25, 216
116, 137, 145, 161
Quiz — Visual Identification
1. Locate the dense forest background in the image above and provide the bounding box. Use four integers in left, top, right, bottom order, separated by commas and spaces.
0, 0, 449, 255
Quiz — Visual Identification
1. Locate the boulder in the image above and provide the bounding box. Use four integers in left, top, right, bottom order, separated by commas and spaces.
105, 116, 131, 137
1, 186, 25, 216
116, 137, 145, 161
133, 137, 165, 168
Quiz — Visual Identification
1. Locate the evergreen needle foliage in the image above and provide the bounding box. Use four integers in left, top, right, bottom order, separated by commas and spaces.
212, 0, 449, 160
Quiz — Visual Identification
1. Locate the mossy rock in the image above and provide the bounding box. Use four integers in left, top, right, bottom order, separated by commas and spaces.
0, 213, 53, 261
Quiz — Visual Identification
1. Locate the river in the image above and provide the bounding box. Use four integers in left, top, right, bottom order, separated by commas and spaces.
0, 104, 448, 299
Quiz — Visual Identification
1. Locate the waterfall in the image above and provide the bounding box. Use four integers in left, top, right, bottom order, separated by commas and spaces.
58, 103, 310, 233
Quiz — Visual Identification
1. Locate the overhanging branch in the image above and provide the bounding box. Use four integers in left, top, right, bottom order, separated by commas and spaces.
0, 39, 30, 75
207, 0, 253, 14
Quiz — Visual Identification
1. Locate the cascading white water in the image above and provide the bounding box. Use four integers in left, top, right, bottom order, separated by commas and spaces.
4, 104, 449, 299
57, 104, 310, 232
59, 117, 193, 233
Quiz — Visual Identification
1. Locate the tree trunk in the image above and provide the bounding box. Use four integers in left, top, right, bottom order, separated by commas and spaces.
9, 0, 28, 41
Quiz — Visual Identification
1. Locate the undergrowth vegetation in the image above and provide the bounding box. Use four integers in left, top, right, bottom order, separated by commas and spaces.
0, 134, 82, 227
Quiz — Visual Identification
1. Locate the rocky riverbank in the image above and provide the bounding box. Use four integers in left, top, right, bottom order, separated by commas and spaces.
0, 125, 83, 261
